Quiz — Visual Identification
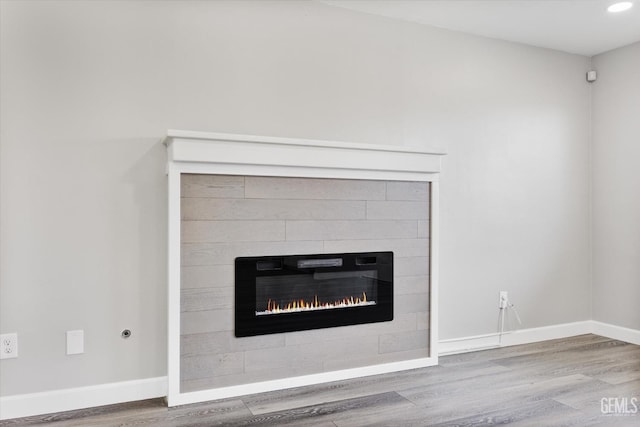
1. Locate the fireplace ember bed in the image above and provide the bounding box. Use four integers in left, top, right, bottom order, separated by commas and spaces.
235, 251, 393, 337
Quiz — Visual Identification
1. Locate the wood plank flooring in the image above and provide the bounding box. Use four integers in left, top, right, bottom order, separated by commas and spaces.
2, 334, 639, 426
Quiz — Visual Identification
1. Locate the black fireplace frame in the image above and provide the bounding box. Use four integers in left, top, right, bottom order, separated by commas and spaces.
235, 251, 393, 337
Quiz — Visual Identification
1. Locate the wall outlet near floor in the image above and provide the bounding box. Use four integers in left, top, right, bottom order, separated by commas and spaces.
1, 333, 18, 359
499, 291, 509, 309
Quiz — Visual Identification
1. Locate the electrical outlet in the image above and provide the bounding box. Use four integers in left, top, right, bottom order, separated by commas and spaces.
499, 291, 508, 309
0, 333, 18, 359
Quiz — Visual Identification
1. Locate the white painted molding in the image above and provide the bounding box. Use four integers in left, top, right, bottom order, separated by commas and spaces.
167, 163, 181, 409
429, 182, 440, 358
591, 320, 640, 345
170, 357, 437, 407
499, 321, 594, 347
163, 130, 445, 182
438, 321, 593, 355
0, 376, 167, 421
439, 333, 503, 355
438, 321, 640, 356
165, 130, 445, 407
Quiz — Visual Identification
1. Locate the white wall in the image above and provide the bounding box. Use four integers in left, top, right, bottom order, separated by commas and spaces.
0, 0, 591, 396
592, 42, 640, 330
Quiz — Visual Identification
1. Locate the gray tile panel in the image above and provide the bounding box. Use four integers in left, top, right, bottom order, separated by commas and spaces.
180, 174, 431, 392
245, 176, 386, 200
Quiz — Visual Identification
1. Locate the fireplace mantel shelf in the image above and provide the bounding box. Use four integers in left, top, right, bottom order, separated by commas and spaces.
164, 130, 445, 182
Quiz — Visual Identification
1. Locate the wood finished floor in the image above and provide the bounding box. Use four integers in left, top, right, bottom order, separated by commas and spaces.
2, 334, 639, 426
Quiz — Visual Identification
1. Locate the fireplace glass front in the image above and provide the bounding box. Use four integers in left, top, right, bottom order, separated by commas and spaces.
235, 252, 393, 337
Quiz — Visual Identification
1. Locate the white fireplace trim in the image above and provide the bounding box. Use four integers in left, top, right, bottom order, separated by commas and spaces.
164, 130, 444, 181
165, 130, 445, 407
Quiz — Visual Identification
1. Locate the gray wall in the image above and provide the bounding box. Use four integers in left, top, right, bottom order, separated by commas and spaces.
592, 42, 640, 330
1, 0, 591, 396
180, 175, 430, 393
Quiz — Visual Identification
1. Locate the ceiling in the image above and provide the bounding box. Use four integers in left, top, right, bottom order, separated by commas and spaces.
319, 0, 640, 56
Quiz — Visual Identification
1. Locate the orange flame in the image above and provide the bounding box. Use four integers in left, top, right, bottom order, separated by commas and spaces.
258, 292, 374, 315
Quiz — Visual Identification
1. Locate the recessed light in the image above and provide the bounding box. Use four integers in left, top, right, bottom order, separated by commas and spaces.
608, 2, 633, 13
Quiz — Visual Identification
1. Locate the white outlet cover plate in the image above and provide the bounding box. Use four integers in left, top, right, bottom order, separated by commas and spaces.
1, 333, 18, 359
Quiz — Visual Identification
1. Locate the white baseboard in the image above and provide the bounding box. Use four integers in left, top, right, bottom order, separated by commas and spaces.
439, 320, 640, 356
438, 333, 502, 355
0, 376, 167, 421
591, 320, 640, 345
3, 320, 638, 420
439, 321, 594, 355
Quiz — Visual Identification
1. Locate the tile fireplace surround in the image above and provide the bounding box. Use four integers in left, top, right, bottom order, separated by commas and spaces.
164, 130, 445, 406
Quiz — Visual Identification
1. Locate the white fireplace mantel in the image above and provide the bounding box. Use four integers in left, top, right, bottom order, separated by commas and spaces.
164, 130, 445, 182
165, 130, 445, 407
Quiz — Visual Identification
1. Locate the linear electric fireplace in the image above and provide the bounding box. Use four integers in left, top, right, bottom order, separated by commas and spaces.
235, 251, 393, 337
